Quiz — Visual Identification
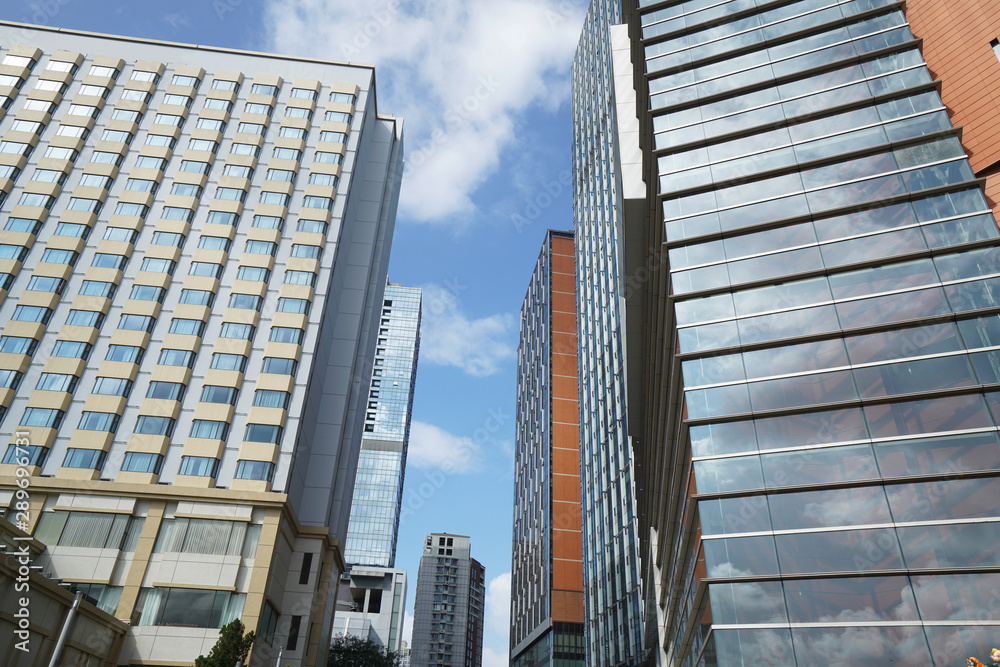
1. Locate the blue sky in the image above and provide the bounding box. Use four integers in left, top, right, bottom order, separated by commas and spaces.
0, 1, 588, 663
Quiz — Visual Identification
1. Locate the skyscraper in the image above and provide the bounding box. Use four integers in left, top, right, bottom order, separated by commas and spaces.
570, 2, 647, 666
411, 533, 485, 667
333, 282, 420, 652
0, 23, 402, 667
343, 282, 421, 569
510, 229, 587, 667
590, 0, 1000, 664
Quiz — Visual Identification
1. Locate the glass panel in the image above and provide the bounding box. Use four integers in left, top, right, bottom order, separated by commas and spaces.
709, 581, 787, 624
748, 370, 858, 412
693, 455, 764, 494
761, 444, 879, 488
768, 486, 891, 531
836, 286, 950, 330
738, 304, 841, 345
874, 431, 1000, 477
755, 407, 868, 450
699, 496, 771, 536
925, 626, 999, 667
897, 521, 1000, 568
690, 420, 757, 458
703, 535, 779, 577
743, 338, 848, 380
783, 576, 919, 623
712, 629, 795, 667
853, 355, 977, 398
686, 383, 751, 418
911, 572, 1000, 621
886, 477, 1000, 525
846, 322, 962, 365
774, 528, 902, 573
863, 393, 993, 439
789, 626, 930, 666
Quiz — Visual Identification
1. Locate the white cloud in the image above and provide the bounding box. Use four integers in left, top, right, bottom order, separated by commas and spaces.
419, 283, 515, 377
401, 609, 413, 645
483, 647, 509, 667
264, 0, 587, 223
408, 421, 481, 473
485, 572, 512, 639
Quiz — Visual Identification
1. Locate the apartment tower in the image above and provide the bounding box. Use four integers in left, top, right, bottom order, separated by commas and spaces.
0, 23, 402, 667
510, 229, 587, 666
411, 533, 485, 667
581, 0, 1000, 664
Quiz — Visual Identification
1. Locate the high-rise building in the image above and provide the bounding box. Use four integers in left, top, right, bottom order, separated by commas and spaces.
510, 229, 587, 667
0, 22, 402, 667
411, 533, 485, 667
344, 282, 421, 568
583, 0, 1000, 664
570, 2, 647, 666
334, 282, 419, 652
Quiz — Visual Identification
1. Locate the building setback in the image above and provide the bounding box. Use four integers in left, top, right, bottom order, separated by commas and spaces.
510, 229, 587, 667
0, 22, 402, 667
411, 533, 485, 667
591, 0, 1000, 664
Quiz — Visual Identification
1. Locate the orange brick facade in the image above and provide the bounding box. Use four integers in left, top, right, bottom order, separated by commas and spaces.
905, 0, 1000, 215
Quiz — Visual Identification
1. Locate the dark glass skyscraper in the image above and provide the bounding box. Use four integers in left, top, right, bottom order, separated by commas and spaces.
610, 0, 1000, 664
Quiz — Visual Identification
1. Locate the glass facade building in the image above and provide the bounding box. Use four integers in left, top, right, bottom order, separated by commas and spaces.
511, 230, 587, 667
0, 22, 403, 667
571, 2, 646, 665
344, 282, 421, 568
617, 0, 1000, 664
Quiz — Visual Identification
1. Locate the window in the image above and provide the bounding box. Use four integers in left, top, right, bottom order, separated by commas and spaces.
121, 452, 164, 474
201, 385, 238, 405
178, 160, 210, 175
179, 289, 215, 306
252, 215, 283, 230
21, 408, 64, 428
101, 129, 133, 144
229, 294, 263, 310
19, 193, 55, 208
135, 156, 167, 170
0, 370, 23, 390
291, 244, 322, 259
313, 151, 342, 165
80, 281, 116, 298
68, 198, 103, 213
32, 169, 66, 184
0, 142, 31, 157
259, 601, 280, 645
151, 231, 186, 247
65, 310, 104, 327
162, 207, 194, 221
236, 122, 265, 135
0, 245, 28, 262
189, 262, 224, 278
284, 270, 317, 287
190, 420, 230, 439
235, 460, 275, 482
170, 183, 202, 197
203, 98, 233, 112
6, 218, 43, 234
254, 390, 291, 410
223, 164, 254, 178
319, 131, 346, 144
106, 345, 143, 363
44, 146, 78, 161
2, 54, 33, 68
278, 127, 305, 140
259, 191, 289, 206
266, 168, 296, 182
10, 306, 52, 324
134, 416, 175, 436
187, 138, 219, 153
63, 448, 106, 469
275, 298, 307, 317
251, 83, 279, 96
215, 187, 248, 201
104, 227, 138, 243
220, 322, 255, 340
90, 151, 123, 166
228, 143, 259, 157
130, 285, 166, 302
22, 99, 56, 113
269, 327, 304, 345
179, 456, 220, 477
10, 120, 42, 134
291, 87, 317, 101
67, 103, 100, 118
119, 89, 151, 104
162, 94, 192, 108
195, 117, 225, 130
78, 84, 109, 98
34, 80, 66, 93
171, 74, 200, 87
152, 113, 183, 127
212, 79, 239, 91
146, 381, 185, 401
145, 134, 176, 148
210, 353, 247, 372
132, 587, 246, 629
26, 276, 64, 293
245, 240, 277, 256
309, 173, 338, 187
244, 102, 273, 116
89, 65, 118, 78
34, 511, 142, 552
237, 266, 270, 282
130, 70, 158, 82
324, 111, 352, 124
0, 336, 37, 355
92, 254, 126, 270
140, 258, 176, 273
53, 340, 91, 359
93, 377, 132, 396
302, 196, 333, 211
198, 236, 231, 252
262, 357, 297, 375
330, 92, 356, 105
272, 147, 302, 161
169, 318, 206, 336
158, 349, 195, 368
36, 373, 77, 392
78, 412, 120, 432
285, 107, 312, 120
118, 314, 154, 332
206, 211, 239, 226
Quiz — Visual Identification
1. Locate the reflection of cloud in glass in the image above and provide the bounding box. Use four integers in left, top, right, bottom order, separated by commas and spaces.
790, 626, 929, 666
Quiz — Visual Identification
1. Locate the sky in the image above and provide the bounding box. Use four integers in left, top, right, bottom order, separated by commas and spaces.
0, 1, 590, 664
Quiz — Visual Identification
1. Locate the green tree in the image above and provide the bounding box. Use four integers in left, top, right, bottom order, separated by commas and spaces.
327, 634, 399, 667
194, 619, 256, 667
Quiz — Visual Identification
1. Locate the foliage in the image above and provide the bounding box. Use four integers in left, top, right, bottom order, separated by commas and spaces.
195, 620, 255, 667
327, 634, 399, 667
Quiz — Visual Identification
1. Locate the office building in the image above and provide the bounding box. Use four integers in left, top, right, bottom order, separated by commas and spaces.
0, 22, 402, 667
411, 533, 485, 667
582, 0, 1000, 664
343, 282, 421, 569
510, 229, 587, 667
334, 282, 419, 652
570, 2, 647, 666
